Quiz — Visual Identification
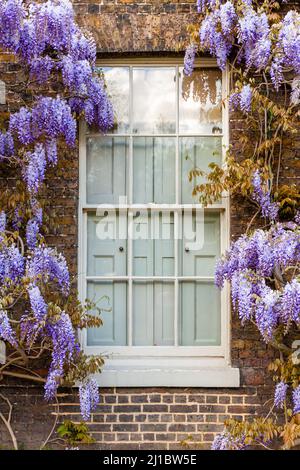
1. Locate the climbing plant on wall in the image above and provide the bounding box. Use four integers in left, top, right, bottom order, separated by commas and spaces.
185, 0, 300, 449
0, 0, 113, 449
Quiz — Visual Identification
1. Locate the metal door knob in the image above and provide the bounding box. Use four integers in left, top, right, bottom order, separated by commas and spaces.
185, 247, 190, 253
119, 246, 124, 252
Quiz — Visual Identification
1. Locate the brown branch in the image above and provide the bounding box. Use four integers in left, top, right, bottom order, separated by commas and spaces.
2, 370, 46, 383
0, 393, 18, 450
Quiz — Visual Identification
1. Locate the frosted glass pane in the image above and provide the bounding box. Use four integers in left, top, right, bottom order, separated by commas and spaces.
179, 67, 222, 134
133, 282, 174, 346
87, 213, 127, 276
133, 137, 175, 203
133, 213, 174, 276
181, 137, 222, 204
180, 281, 221, 346
87, 281, 127, 346
181, 212, 220, 277
97, 67, 130, 134
87, 137, 128, 204
133, 68, 176, 134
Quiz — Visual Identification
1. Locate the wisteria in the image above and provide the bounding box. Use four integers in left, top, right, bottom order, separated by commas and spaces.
0, 211, 6, 234
252, 170, 279, 221
0, 0, 113, 196
187, 0, 300, 451
26, 246, 70, 295
183, 44, 197, 76
79, 378, 100, 421
9, 97, 76, 148
46, 312, 78, 383
274, 381, 288, 409
216, 223, 300, 339
211, 432, 246, 450
0, 131, 14, 160
213, 170, 300, 446
0, 1, 113, 424
0, 310, 18, 346
28, 285, 48, 321
26, 219, 39, 249
292, 386, 300, 415
0, 244, 25, 284
186, 0, 300, 110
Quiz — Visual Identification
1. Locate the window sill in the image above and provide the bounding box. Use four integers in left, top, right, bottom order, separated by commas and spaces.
93, 358, 240, 388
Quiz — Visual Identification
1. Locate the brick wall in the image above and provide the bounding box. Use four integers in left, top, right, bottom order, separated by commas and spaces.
0, 0, 299, 450
0, 386, 262, 450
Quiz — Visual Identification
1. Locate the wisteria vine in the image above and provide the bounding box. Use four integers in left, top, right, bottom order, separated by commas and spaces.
185, 0, 300, 451
0, 0, 112, 438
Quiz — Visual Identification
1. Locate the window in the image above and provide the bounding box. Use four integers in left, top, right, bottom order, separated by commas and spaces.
79, 59, 239, 387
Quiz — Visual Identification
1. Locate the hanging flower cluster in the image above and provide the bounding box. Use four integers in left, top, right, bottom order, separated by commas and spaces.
186, 0, 300, 450
185, 0, 300, 109
0, 0, 112, 424
0, 0, 113, 196
214, 170, 300, 449
79, 378, 100, 421
216, 221, 300, 340
211, 432, 246, 450
0, 214, 98, 420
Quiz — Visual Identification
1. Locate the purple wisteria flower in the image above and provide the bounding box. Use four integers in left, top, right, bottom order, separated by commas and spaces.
279, 11, 300, 75
183, 44, 197, 76
270, 58, 284, 91
27, 246, 70, 295
47, 312, 77, 371
255, 286, 280, 341
193, 1, 300, 103
212, 432, 246, 450
274, 381, 288, 409
0, 211, 6, 234
23, 144, 46, 194
0, 244, 25, 283
290, 77, 300, 106
0, 0, 113, 415
229, 85, 252, 113
26, 219, 40, 249
28, 285, 48, 321
0, 131, 14, 161
252, 170, 279, 221
0, 0, 24, 50
215, 219, 300, 340
292, 386, 300, 415
199, 10, 233, 70
44, 369, 60, 401
219, 1, 236, 36
239, 84, 252, 112
79, 377, 99, 421
44, 312, 79, 401
0, 310, 17, 347
281, 280, 300, 325
9, 107, 32, 145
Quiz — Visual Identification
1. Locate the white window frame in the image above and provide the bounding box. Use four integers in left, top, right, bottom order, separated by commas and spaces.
78, 58, 240, 387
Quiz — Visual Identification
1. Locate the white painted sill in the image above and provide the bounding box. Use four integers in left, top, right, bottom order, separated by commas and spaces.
93, 357, 240, 388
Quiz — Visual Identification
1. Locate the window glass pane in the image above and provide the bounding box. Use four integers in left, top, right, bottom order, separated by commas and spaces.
87, 281, 127, 346
87, 136, 128, 204
133, 67, 176, 134
180, 137, 222, 204
179, 67, 222, 134
133, 281, 174, 346
133, 212, 174, 276
180, 281, 221, 346
95, 67, 130, 134
87, 213, 127, 276
133, 137, 175, 203
180, 212, 220, 277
